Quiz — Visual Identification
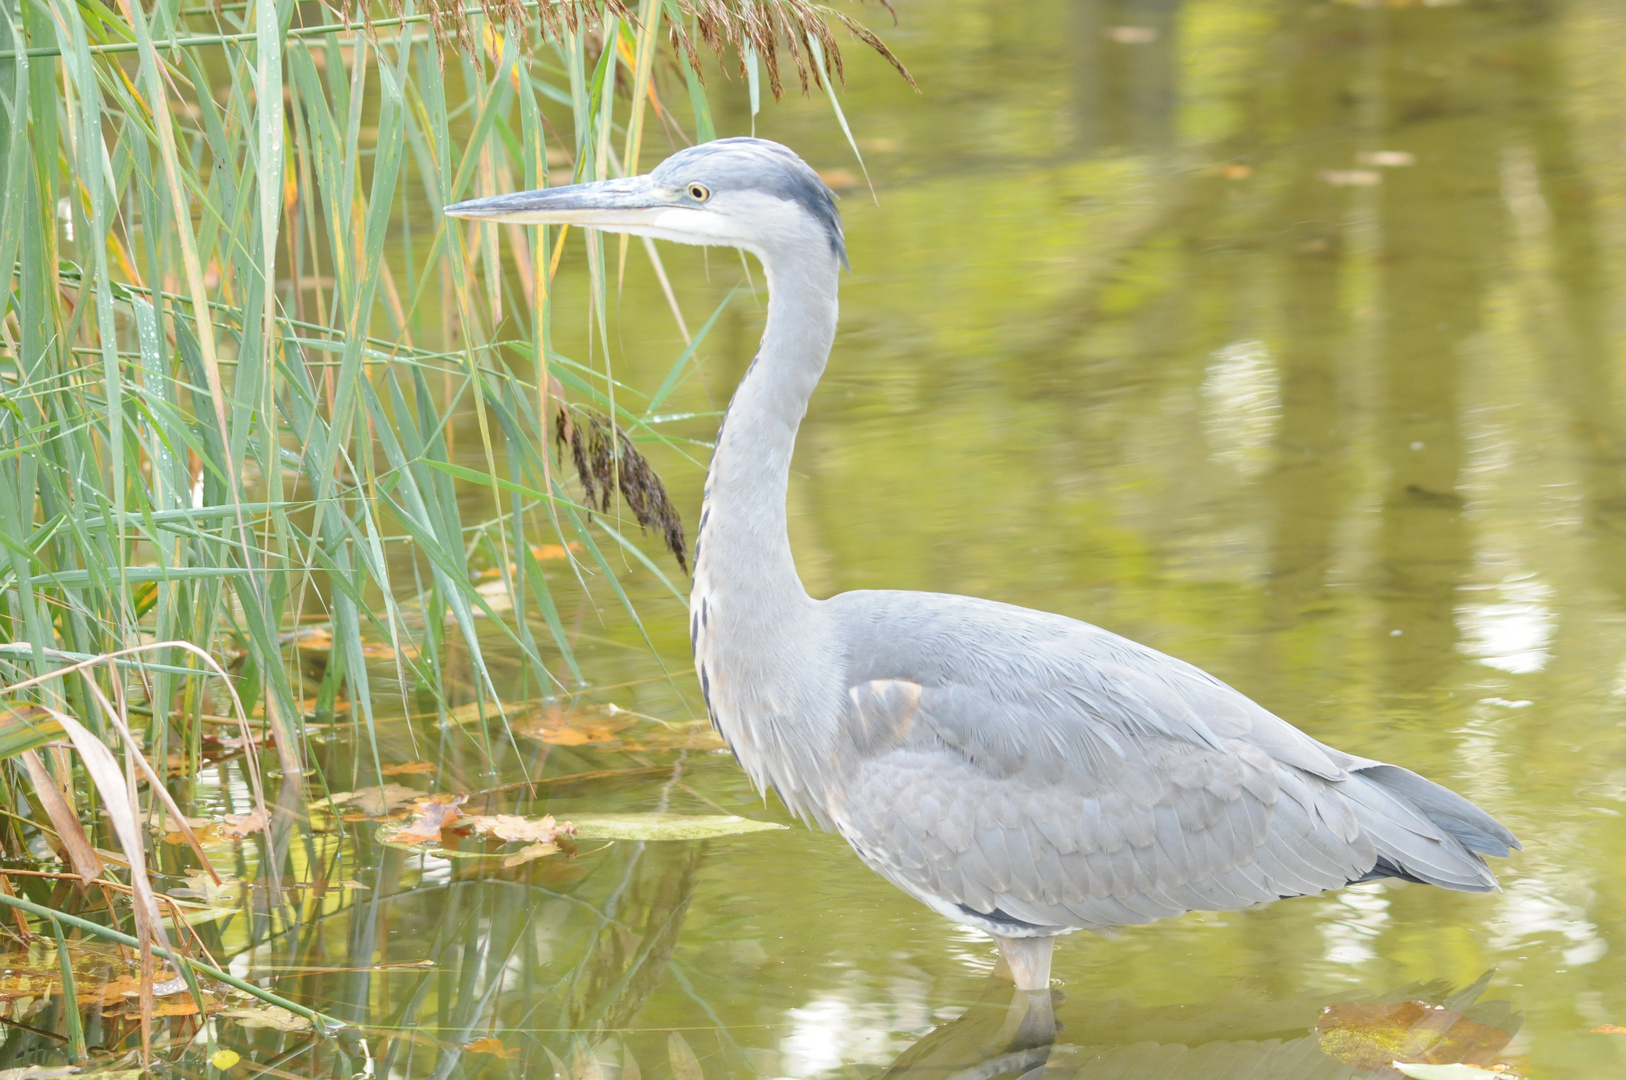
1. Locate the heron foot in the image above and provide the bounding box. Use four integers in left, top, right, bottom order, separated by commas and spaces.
992, 934, 1054, 992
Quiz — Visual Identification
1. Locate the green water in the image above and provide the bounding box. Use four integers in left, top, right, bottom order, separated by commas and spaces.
158, 0, 1626, 1076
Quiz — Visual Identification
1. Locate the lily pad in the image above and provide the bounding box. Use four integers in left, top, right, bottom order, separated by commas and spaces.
567, 813, 787, 841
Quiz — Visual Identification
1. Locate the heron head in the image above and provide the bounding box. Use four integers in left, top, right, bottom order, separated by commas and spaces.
444, 137, 847, 267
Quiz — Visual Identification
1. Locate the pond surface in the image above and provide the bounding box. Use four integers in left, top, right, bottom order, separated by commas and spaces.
124, 0, 1626, 1076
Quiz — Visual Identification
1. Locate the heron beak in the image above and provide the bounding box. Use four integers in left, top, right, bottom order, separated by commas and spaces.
444, 175, 667, 228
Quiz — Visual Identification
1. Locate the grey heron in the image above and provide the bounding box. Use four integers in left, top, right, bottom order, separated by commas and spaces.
446, 138, 1520, 992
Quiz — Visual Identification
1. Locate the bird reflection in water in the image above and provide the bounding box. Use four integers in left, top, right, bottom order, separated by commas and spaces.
878, 971, 1519, 1080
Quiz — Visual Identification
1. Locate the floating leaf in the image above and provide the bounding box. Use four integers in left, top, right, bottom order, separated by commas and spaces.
469, 813, 568, 844
178, 872, 245, 908
0, 971, 60, 1001
568, 814, 787, 841
519, 703, 634, 747
1392, 1065, 1515, 1080
463, 1037, 517, 1059
381, 762, 437, 775
78, 972, 183, 1007
327, 783, 422, 817
221, 1005, 312, 1032
380, 795, 467, 845
110, 993, 223, 1019
221, 809, 268, 840
209, 1049, 241, 1069
1316, 1001, 1513, 1073
1593, 1024, 1626, 1034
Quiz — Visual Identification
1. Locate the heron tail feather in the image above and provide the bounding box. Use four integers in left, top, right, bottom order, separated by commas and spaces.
1340, 764, 1519, 893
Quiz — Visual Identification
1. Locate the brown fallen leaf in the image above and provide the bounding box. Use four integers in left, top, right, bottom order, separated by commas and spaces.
1316, 1000, 1513, 1073
469, 813, 568, 844
543, 727, 593, 745
520, 703, 633, 747
221, 1005, 312, 1032
221, 808, 268, 840
381, 762, 437, 776
326, 783, 422, 817
0, 972, 60, 1001
112, 994, 224, 1019
78, 972, 183, 1007
463, 1037, 517, 1059
380, 795, 468, 845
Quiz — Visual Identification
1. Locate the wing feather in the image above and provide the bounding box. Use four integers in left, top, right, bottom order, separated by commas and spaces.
821, 591, 1513, 932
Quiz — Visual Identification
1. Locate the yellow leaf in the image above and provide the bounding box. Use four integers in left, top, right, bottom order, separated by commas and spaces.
463, 1037, 516, 1059
210, 1049, 241, 1069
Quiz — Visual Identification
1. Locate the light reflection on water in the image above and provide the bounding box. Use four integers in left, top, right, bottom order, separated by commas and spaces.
145, 0, 1626, 1076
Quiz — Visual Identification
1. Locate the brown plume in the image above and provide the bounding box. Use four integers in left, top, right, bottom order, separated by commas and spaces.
555, 405, 688, 574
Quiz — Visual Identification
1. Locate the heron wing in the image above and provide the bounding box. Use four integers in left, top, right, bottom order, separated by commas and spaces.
825, 591, 1514, 931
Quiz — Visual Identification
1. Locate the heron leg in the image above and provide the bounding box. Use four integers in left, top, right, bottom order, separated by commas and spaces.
992, 934, 1054, 992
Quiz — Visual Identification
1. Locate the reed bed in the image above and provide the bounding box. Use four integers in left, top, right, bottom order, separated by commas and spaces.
0, 0, 903, 1062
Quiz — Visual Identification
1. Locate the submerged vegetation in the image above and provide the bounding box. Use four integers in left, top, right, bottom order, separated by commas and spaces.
0, 0, 902, 1064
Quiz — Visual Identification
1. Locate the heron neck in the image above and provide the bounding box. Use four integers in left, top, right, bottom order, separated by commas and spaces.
689, 243, 842, 827
695, 248, 839, 611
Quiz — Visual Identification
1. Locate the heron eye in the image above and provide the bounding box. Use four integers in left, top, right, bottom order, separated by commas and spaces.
687, 182, 711, 202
